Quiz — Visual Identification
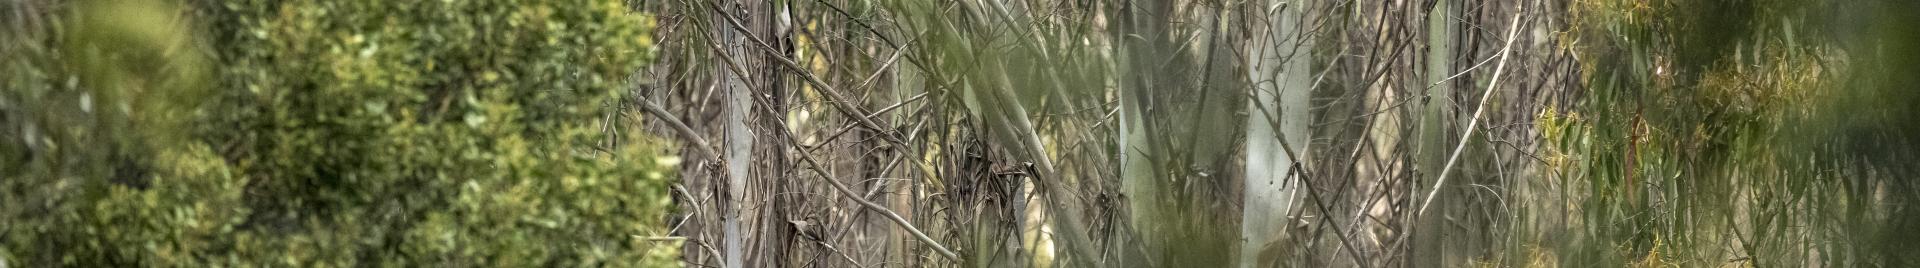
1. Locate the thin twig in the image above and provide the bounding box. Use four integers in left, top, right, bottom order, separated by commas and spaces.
1287, 163, 1371, 268
853, 45, 911, 92
1417, 14, 1523, 218
634, 95, 721, 163
781, 131, 962, 260
982, 68, 1101, 263
706, 1, 906, 146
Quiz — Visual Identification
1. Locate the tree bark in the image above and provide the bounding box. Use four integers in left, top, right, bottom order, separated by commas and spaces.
1241, 0, 1313, 266
712, 1, 754, 267
1414, 1, 1459, 265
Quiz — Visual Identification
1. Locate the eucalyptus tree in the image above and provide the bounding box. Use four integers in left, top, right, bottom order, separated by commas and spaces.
1240, 0, 1316, 266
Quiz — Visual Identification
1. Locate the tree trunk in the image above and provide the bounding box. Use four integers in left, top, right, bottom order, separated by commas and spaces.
1241, 0, 1313, 266
1414, 0, 1458, 265
713, 0, 753, 267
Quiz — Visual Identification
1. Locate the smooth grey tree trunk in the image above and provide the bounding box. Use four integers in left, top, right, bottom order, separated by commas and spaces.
713, 1, 752, 267
1241, 0, 1313, 266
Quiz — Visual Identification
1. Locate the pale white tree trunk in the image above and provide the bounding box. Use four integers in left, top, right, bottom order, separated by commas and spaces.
1118, 67, 1158, 238
1241, 0, 1313, 266
1115, 2, 1171, 259
714, 1, 753, 267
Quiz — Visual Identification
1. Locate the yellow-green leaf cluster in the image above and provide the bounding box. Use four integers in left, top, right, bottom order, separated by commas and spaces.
2, 0, 672, 266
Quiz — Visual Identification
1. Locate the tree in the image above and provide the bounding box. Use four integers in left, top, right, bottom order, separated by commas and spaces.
1241, 0, 1315, 266
1, 0, 674, 265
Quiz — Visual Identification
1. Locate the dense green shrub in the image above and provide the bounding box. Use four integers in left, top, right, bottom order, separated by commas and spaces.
1, 0, 674, 266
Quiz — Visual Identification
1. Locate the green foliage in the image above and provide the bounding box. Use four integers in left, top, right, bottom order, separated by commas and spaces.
2, 0, 675, 266
1533, 0, 1911, 266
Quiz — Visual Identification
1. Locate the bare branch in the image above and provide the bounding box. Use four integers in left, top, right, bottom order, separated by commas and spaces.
1417, 14, 1523, 218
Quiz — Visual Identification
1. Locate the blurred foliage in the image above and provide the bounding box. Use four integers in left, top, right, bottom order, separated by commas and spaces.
1, 0, 675, 266
1535, 0, 1919, 266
